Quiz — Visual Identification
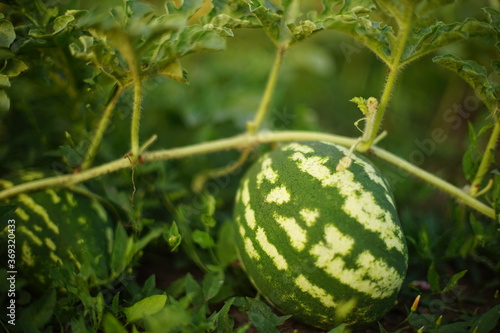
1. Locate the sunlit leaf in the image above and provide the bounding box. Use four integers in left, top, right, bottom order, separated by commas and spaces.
0, 19, 15, 48
0, 75, 9, 89
483, 7, 500, 33
442, 270, 467, 293
123, 294, 167, 322
102, 313, 128, 333
319, 13, 394, 64
403, 18, 495, 65
0, 59, 29, 77
29, 14, 76, 37
433, 54, 498, 115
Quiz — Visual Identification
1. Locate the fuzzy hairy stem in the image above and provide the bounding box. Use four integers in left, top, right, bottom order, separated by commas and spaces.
357, 4, 415, 152
247, 45, 286, 134
0, 131, 495, 220
469, 121, 500, 197
81, 85, 123, 170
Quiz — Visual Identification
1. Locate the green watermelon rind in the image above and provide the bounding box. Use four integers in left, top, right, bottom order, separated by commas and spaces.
0, 172, 114, 289
233, 141, 408, 329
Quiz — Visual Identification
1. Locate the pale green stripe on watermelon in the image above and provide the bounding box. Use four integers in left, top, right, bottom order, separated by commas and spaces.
49, 252, 63, 264
44, 237, 57, 251
273, 212, 307, 251
21, 242, 35, 266
244, 238, 260, 260
15, 207, 30, 221
255, 227, 288, 270
18, 225, 43, 246
295, 274, 336, 308
46, 189, 61, 204
311, 224, 403, 299
78, 216, 86, 225
67, 249, 83, 270
65, 191, 78, 207
256, 156, 278, 187
19, 194, 60, 234
289, 149, 404, 253
265, 185, 290, 204
299, 208, 319, 227
283, 142, 315, 154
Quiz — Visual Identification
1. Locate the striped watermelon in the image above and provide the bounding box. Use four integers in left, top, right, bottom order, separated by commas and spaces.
0, 171, 114, 290
233, 141, 408, 329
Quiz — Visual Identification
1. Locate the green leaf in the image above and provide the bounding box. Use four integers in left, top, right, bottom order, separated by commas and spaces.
0, 89, 9, 114
433, 54, 498, 115
0, 58, 29, 77
403, 18, 495, 65
123, 294, 168, 323
29, 14, 75, 38
185, 274, 206, 309
0, 19, 15, 48
166, 221, 182, 251
0, 75, 10, 89
202, 270, 224, 301
328, 323, 348, 332
471, 304, 500, 333
427, 261, 441, 293
142, 302, 191, 332
442, 270, 467, 293
192, 229, 215, 249
233, 297, 290, 333
212, 298, 235, 332
201, 214, 217, 228
157, 59, 189, 84
249, 2, 282, 43
483, 7, 500, 33
19, 289, 57, 330
110, 223, 134, 275
319, 13, 394, 64
102, 313, 128, 333
216, 220, 237, 267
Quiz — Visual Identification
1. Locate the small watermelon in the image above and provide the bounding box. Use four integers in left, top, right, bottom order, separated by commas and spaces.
233, 141, 408, 329
0, 171, 114, 290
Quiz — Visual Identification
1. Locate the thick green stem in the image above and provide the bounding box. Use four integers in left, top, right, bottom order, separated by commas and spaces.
247, 45, 286, 134
0, 131, 495, 220
130, 75, 143, 160
81, 85, 123, 170
370, 147, 495, 220
357, 4, 414, 153
119, 35, 143, 161
469, 121, 500, 196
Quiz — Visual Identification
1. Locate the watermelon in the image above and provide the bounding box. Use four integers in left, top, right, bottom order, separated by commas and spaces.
233, 141, 408, 329
0, 171, 114, 290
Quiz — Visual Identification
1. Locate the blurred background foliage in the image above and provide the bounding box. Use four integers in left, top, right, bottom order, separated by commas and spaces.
0, 0, 499, 331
